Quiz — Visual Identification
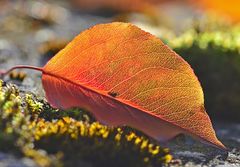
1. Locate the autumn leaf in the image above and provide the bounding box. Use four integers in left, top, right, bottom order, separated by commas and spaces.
0, 22, 225, 150
42, 22, 225, 149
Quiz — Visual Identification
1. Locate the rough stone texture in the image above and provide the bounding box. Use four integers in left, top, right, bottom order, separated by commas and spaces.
0, 152, 37, 167
166, 123, 240, 166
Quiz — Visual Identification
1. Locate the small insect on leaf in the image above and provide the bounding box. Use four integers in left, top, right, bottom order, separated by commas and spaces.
108, 91, 119, 98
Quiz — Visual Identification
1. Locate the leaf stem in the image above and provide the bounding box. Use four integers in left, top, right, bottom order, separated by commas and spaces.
0, 65, 43, 78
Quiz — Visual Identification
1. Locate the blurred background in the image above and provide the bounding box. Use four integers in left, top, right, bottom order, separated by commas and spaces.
0, 0, 240, 167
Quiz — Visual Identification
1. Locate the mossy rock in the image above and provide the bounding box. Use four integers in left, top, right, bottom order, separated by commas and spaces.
0, 80, 172, 167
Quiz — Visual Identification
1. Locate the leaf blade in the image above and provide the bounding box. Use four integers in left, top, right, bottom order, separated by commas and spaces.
42, 22, 225, 149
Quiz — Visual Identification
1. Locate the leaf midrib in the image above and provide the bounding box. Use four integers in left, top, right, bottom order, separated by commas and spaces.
42, 69, 225, 150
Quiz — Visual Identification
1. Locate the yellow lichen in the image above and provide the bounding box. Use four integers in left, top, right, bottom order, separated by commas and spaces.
0, 80, 172, 167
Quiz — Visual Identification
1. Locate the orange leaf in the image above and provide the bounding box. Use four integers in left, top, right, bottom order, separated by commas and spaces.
41, 22, 225, 149
196, 0, 240, 22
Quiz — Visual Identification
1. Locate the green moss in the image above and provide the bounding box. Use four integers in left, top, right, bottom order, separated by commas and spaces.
163, 25, 240, 121
0, 80, 172, 167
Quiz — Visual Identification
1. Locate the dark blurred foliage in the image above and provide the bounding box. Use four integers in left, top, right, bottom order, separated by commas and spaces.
165, 25, 240, 121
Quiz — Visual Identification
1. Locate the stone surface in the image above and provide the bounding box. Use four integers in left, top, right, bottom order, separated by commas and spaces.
0, 152, 37, 167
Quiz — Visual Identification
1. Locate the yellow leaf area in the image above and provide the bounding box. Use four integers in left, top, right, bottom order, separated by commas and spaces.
43, 22, 225, 149
198, 0, 240, 22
